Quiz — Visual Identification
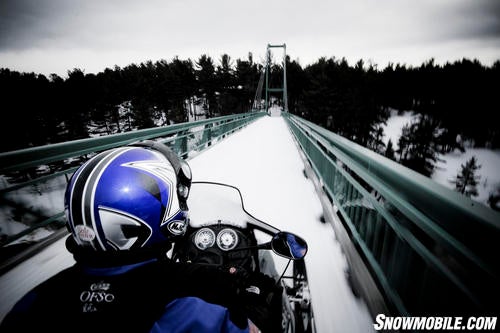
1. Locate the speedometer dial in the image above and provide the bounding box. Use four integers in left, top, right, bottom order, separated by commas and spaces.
216, 228, 238, 251
194, 228, 216, 250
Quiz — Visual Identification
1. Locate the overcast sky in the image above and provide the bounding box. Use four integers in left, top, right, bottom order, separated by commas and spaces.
1, 0, 499, 77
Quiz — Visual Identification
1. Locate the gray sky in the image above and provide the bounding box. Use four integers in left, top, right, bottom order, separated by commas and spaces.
1, 0, 499, 77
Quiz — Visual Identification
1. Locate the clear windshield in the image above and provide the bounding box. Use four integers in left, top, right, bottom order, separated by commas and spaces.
187, 182, 250, 228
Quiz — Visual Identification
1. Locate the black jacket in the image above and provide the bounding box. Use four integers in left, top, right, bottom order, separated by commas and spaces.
0, 259, 249, 333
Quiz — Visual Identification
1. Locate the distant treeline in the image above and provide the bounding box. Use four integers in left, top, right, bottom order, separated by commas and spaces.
0, 54, 261, 153
1, 55, 499, 171
286, 56, 500, 177
290, 57, 500, 152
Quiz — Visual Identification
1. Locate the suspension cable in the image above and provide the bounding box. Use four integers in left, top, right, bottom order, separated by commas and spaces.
253, 69, 265, 110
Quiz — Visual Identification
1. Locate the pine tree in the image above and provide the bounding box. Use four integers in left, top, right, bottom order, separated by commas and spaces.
397, 123, 412, 161
368, 125, 386, 154
385, 139, 396, 161
487, 183, 500, 211
397, 116, 439, 177
453, 156, 481, 198
196, 55, 217, 118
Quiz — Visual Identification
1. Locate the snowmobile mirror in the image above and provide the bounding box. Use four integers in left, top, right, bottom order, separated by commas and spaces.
271, 231, 308, 260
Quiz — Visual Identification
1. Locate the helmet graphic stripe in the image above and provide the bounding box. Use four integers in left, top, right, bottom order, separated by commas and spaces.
84, 147, 133, 250
123, 152, 178, 226
98, 206, 153, 249
69, 150, 113, 248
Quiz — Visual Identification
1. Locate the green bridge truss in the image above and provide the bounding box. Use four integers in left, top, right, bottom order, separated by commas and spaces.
284, 112, 499, 317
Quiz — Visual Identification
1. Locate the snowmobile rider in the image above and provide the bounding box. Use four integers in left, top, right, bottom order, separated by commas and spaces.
0, 141, 282, 333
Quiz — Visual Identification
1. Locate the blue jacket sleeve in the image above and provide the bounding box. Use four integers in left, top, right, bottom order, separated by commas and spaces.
150, 296, 249, 333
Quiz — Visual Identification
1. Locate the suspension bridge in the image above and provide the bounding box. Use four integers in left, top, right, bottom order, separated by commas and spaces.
0, 44, 499, 331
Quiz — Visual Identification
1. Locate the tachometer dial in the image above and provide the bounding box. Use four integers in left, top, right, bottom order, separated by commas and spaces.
216, 228, 238, 251
194, 228, 216, 250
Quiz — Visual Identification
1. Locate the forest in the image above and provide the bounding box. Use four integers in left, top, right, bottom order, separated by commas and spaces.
1, 54, 499, 184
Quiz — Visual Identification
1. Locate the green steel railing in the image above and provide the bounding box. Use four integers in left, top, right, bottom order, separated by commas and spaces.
284, 112, 500, 316
0, 112, 266, 250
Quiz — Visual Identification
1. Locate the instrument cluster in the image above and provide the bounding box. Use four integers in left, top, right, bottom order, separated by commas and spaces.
193, 226, 240, 251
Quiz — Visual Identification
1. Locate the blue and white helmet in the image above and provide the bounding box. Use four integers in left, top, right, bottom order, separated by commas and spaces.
64, 141, 192, 252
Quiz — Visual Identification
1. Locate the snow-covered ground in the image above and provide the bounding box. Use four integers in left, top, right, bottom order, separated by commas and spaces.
382, 109, 500, 208
381, 110, 419, 147
0, 113, 375, 332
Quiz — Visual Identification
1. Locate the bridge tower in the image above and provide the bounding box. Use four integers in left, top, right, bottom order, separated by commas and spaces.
265, 43, 288, 113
